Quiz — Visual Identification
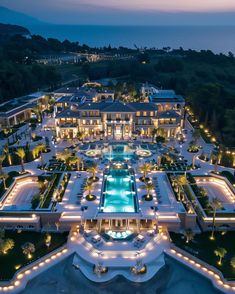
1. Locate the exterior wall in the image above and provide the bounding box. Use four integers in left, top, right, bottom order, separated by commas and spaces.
158, 220, 181, 232
179, 213, 197, 230
0, 218, 41, 231
200, 219, 235, 231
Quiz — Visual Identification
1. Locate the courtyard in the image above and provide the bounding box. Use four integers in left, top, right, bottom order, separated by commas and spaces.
1, 178, 39, 211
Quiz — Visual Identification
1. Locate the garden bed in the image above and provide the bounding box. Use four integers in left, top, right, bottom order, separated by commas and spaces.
0, 230, 68, 281
170, 231, 235, 280
40, 173, 62, 208
2, 150, 39, 167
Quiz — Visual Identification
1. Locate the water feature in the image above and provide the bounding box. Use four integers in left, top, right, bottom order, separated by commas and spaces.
103, 144, 135, 161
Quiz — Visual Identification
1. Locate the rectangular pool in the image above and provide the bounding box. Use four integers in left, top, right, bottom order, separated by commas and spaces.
101, 163, 137, 213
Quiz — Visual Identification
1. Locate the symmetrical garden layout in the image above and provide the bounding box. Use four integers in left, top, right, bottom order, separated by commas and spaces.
0, 83, 235, 293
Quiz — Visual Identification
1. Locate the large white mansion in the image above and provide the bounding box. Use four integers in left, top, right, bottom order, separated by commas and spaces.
55, 87, 185, 140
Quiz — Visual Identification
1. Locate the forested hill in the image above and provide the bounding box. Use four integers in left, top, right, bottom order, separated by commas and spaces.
0, 31, 235, 147
0, 23, 30, 36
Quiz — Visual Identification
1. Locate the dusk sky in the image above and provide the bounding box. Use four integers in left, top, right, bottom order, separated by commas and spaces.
2, 0, 235, 25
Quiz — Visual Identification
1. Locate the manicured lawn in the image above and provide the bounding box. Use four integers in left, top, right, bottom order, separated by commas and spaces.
0, 230, 68, 281
170, 231, 235, 280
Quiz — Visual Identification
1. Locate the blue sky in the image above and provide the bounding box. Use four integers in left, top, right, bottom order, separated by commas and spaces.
2, 0, 235, 25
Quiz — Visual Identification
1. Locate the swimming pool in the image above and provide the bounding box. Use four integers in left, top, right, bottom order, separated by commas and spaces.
101, 163, 137, 213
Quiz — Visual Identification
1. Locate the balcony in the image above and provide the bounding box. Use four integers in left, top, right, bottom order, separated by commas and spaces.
158, 122, 180, 127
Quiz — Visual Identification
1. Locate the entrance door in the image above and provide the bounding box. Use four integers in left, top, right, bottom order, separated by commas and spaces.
115, 126, 122, 139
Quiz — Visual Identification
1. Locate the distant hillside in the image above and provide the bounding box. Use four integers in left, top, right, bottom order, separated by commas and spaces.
0, 6, 43, 26
0, 23, 30, 36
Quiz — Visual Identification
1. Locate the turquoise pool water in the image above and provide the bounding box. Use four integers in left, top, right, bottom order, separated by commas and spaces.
102, 164, 137, 213
103, 144, 135, 161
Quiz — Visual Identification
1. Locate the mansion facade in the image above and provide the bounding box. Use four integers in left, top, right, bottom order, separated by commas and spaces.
55, 90, 185, 140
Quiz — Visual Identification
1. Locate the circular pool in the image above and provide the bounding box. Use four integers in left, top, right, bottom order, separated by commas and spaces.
135, 149, 152, 157
85, 150, 101, 157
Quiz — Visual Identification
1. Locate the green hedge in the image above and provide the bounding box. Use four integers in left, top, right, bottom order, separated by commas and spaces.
220, 171, 235, 185
0, 171, 20, 200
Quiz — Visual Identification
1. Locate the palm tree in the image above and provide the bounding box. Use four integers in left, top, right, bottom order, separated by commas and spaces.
192, 154, 196, 169
209, 197, 222, 240
32, 105, 42, 122
68, 156, 79, 171
15, 148, 25, 173
142, 182, 154, 201
77, 130, 85, 142
151, 128, 158, 143
87, 164, 98, 181
76, 156, 82, 171
0, 238, 14, 254
139, 163, 152, 181
0, 173, 8, 190
45, 233, 52, 248
0, 154, 5, 173
84, 182, 93, 200
185, 228, 194, 243
21, 242, 35, 259
174, 175, 188, 201
32, 146, 40, 159
3, 144, 12, 166
230, 256, 235, 268
214, 247, 227, 265
55, 222, 60, 231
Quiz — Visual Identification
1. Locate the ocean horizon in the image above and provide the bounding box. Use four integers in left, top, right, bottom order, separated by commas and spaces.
28, 24, 235, 54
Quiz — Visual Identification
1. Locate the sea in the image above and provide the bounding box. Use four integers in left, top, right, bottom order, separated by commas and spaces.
28, 24, 235, 54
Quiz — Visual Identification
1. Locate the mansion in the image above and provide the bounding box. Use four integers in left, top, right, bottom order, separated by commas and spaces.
55, 89, 185, 140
